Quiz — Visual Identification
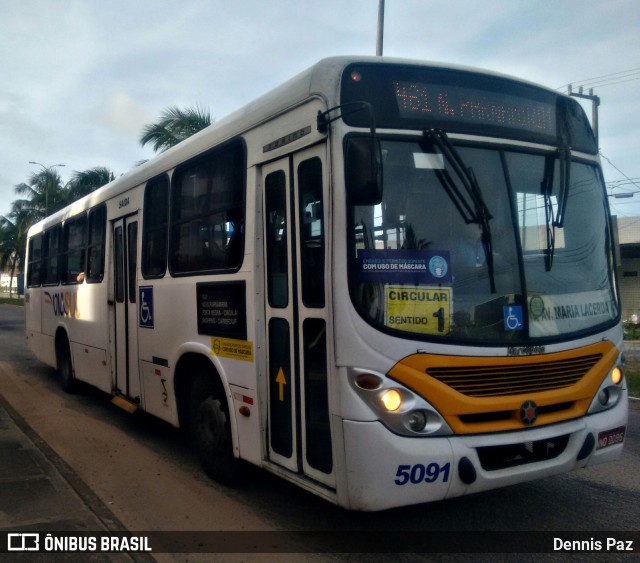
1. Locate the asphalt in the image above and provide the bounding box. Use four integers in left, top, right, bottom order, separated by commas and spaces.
0, 328, 637, 559
0, 393, 153, 561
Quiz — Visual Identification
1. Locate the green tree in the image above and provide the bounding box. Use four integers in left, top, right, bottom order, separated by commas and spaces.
0, 202, 34, 298
2, 166, 116, 294
140, 105, 212, 152
66, 167, 115, 201
14, 168, 65, 219
0, 216, 19, 296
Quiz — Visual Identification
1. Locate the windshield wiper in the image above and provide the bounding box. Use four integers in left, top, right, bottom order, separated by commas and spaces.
423, 129, 496, 293
542, 147, 571, 271
555, 146, 571, 227
541, 154, 556, 271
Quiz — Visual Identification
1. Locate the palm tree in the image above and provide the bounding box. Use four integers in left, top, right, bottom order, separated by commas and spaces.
0, 216, 19, 296
0, 203, 32, 298
2, 166, 116, 296
140, 105, 212, 152
66, 167, 115, 201
14, 168, 65, 219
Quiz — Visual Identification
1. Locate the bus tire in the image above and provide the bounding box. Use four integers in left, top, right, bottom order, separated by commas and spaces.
189, 375, 241, 486
56, 336, 76, 393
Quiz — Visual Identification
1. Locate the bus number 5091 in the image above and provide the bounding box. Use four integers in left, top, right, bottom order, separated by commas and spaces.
394, 463, 451, 485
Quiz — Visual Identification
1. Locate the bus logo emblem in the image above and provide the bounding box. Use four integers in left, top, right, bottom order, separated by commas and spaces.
520, 400, 538, 425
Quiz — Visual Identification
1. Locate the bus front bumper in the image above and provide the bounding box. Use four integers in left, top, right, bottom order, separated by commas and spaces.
340, 392, 628, 511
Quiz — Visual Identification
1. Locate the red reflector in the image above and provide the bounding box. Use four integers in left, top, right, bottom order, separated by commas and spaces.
243, 395, 254, 405
239, 406, 251, 417
155, 369, 161, 376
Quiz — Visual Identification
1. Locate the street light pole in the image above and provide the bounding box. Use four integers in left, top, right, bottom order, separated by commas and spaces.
376, 0, 385, 56
28, 161, 66, 216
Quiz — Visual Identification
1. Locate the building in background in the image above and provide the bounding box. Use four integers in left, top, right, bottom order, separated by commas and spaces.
614, 216, 640, 323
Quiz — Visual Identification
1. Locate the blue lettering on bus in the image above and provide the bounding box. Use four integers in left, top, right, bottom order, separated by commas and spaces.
394, 463, 450, 485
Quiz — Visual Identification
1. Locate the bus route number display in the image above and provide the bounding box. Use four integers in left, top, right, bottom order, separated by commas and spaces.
393, 80, 555, 136
385, 285, 451, 335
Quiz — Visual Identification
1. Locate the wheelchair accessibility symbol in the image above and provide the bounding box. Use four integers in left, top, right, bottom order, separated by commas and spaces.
503, 305, 523, 331
139, 286, 154, 329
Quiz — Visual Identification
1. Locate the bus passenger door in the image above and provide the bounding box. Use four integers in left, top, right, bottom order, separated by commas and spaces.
262, 146, 334, 487
111, 214, 141, 402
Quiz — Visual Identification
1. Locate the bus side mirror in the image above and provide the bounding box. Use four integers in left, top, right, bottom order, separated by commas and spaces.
345, 136, 383, 206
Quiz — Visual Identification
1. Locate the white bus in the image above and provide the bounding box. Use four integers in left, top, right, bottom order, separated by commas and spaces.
24, 57, 627, 511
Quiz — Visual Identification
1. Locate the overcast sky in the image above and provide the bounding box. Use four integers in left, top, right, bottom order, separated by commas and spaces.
1, 0, 639, 220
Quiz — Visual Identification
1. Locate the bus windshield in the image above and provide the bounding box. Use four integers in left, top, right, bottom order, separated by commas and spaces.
348, 138, 618, 343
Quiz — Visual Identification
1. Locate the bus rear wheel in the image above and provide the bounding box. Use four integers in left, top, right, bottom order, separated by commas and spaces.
189, 376, 241, 486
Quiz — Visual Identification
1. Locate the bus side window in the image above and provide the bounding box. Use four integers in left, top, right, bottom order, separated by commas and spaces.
27, 234, 43, 288
87, 205, 106, 283
61, 214, 87, 285
142, 175, 169, 278
170, 141, 245, 274
43, 225, 61, 286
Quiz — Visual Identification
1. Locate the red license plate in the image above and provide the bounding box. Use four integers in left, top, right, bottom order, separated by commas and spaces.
597, 426, 626, 449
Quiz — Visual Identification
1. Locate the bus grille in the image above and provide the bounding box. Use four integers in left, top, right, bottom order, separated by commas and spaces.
426, 354, 602, 397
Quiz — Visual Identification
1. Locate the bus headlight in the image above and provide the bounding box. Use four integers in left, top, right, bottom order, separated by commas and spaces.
380, 389, 402, 411
348, 368, 453, 437
611, 366, 623, 385
588, 364, 625, 415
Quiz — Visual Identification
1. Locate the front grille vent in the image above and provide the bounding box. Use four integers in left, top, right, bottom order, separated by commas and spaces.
427, 354, 601, 397
477, 435, 570, 471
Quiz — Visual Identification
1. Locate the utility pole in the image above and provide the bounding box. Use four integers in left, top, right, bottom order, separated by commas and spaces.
376, 0, 385, 56
568, 85, 600, 147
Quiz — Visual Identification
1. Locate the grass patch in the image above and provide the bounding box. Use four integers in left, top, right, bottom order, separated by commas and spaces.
623, 361, 640, 397
0, 297, 24, 306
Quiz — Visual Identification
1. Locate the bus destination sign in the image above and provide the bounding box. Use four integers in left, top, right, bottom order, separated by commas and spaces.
393, 80, 556, 136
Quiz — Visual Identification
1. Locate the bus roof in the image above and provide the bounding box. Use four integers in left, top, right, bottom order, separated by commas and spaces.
28, 56, 564, 235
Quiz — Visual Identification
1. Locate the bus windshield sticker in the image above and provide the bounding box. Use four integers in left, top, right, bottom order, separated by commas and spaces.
384, 285, 451, 335
503, 305, 524, 331
358, 250, 451, 285
413, 152, 444, 170
528, 290, 617, 337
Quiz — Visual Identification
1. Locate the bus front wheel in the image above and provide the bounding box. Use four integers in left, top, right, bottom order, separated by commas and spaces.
189, 376, 241, 486
56, 336, 76, 393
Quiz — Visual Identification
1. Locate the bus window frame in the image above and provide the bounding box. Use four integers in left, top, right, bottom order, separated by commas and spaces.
142, 174, 170, 280
42, 224, 62, 287
60, 213, 88, 286
168, 138, 247, 277
26, 233, 43, 288
86, 204, 107, 284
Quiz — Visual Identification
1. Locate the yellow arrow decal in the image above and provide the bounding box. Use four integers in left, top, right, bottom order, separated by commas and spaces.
275, 368, 287, 402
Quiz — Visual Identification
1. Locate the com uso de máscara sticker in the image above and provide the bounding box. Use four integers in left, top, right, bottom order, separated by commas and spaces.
358, 250, 452, 285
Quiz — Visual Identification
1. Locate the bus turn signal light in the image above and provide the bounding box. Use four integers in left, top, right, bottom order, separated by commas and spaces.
355, 373, 383, 390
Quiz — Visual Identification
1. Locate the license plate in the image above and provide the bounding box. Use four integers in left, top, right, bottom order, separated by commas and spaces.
597, 426, 626, 450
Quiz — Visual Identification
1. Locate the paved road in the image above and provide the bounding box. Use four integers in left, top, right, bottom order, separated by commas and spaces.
0, 304, 638, 562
